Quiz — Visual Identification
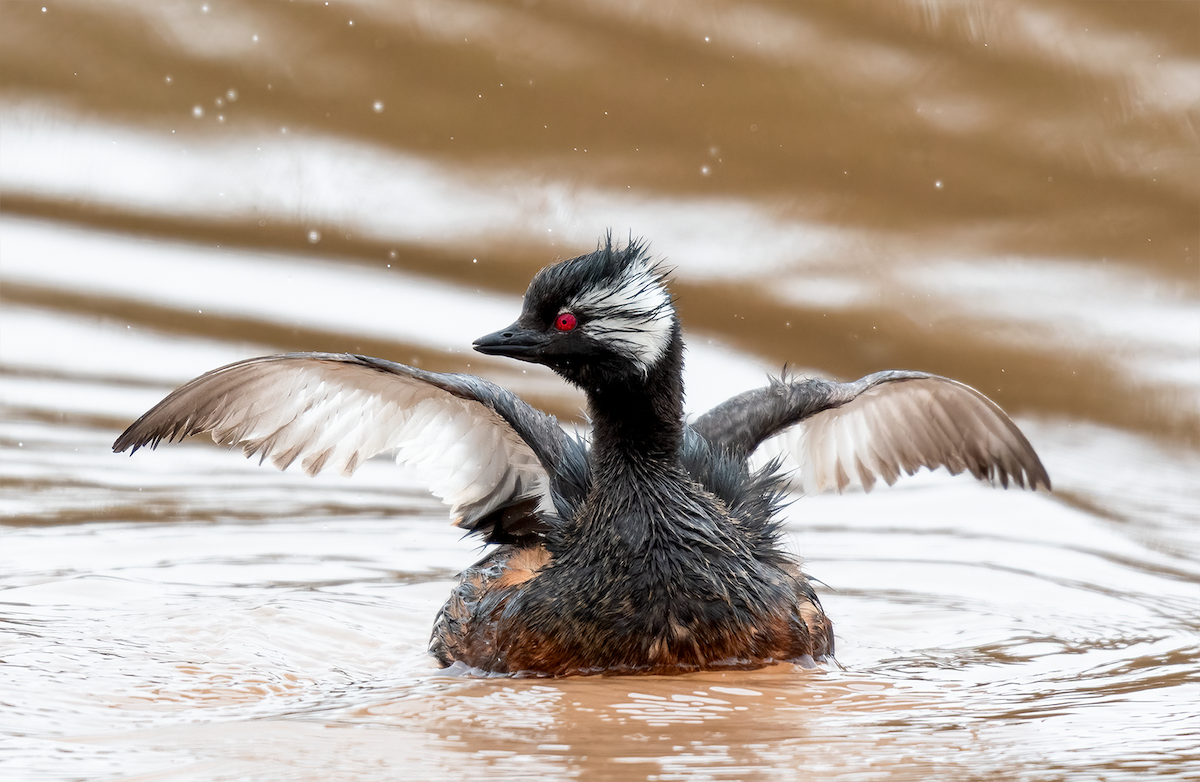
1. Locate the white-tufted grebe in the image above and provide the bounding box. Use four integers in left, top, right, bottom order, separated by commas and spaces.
115, 236, 1049, 676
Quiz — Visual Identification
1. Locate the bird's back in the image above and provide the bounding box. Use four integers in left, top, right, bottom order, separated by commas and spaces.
429, 435, 834, 676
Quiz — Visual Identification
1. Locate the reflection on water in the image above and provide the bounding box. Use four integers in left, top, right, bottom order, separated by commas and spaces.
2, 1, 1197, 780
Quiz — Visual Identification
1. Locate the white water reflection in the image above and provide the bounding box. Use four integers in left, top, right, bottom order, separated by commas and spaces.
0, 305, 263, 386
0, 216, 518, 355
0, 103, 846, 274
910, 256, 1200, 391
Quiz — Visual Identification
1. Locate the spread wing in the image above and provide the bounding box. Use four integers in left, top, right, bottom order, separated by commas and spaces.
113, 352, 578, 539
691, 370, 1050, 494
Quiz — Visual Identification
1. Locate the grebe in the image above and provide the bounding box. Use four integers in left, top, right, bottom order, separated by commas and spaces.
114, 236, 1049, 676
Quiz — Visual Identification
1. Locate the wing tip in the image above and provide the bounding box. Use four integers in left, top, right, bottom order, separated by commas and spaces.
112, 423, 178, 455
112, 432, 136, 454
991, 458, 1051, 493
1028, 464, 1053, 493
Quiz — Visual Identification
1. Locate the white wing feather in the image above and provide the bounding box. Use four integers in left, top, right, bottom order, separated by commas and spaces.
750, 376, 1046, 494
117, 355, 548, 526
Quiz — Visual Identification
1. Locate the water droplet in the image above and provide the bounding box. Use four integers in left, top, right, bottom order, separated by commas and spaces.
308, 230, 321, 243
192, 105, 204, 118
701, 165, 711, 176
373, 100, 384, 113
934, 180, 944, 189
201, 4, 209, 13
227, 89, 238, 101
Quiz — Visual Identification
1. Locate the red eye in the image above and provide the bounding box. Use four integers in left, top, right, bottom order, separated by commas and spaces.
554, 312, 577, 332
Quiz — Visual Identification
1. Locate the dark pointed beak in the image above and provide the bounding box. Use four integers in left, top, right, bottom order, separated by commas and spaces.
473, 322, 548, 362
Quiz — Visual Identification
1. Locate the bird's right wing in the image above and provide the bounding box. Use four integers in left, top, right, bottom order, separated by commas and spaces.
691, 370, 1050, 494
113, 352, 579, 537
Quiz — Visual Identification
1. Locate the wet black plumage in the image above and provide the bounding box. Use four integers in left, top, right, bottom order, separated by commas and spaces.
114, 235, 1049, 676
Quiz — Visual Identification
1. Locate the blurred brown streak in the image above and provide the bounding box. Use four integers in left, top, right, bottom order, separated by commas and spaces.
2, 1, 1194, 280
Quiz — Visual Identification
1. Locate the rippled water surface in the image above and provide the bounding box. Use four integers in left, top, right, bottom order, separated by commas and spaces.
2, 2, 1198, 780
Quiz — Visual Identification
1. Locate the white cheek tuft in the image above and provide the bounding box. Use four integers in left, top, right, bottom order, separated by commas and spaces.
571, 261, 674, 373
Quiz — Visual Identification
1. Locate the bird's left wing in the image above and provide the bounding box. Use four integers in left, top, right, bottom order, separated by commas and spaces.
690, 370, 1050, 494
113, 352, 574, 535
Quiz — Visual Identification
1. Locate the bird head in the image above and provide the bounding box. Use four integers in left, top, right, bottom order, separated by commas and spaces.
474, 236, 677, 389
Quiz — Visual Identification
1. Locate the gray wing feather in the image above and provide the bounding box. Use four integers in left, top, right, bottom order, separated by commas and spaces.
692, 370, 1050, 493
114, 353, 569, 529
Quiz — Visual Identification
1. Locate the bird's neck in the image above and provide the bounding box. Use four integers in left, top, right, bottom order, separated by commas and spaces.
585, 332, 686, 484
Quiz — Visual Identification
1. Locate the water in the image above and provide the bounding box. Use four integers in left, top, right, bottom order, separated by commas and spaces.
2, 2, 1197, 780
